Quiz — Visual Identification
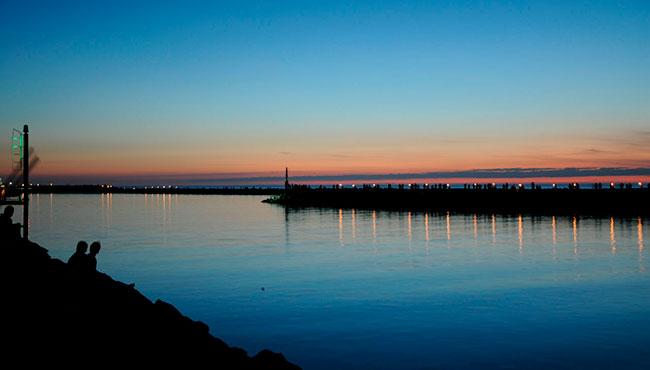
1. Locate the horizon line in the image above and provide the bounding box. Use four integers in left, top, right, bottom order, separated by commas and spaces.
22, 166, 650, 186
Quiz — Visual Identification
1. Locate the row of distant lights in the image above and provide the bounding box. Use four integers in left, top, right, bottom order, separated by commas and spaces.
0, 182, 645, 188
335, 182, 646, 188
4, 182, 55, 186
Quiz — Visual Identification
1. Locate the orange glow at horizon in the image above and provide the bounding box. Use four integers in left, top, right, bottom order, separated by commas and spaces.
4, 127, 649, 184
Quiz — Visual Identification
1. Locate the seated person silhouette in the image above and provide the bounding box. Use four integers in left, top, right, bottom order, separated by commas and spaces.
0, 205, 21, 241
68, 241, 89, 272
88, 241, 101, 272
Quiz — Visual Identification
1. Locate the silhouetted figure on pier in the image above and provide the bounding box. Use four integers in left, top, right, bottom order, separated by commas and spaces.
67, 241, 89, 272
0, 206, 21, 242
88, 241, 101, 272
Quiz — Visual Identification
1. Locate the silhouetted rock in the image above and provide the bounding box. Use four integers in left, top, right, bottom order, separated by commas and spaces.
0, 239, 301, 369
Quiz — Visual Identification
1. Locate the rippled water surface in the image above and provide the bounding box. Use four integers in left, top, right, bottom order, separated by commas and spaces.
14, 194, 650, 369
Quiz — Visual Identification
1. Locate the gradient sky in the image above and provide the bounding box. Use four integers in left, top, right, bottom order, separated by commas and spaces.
1, 0, 649, 184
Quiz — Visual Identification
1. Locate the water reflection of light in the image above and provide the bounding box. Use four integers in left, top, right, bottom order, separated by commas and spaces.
446, 212, 451, 241
49, 193, 53, 226
610, 217, 616, 254
573, 216, 578, 255
372, 210, 377, 243
338, 209, 344, 246
425, 213, 430, 242
491, 214, 496, 244
518, 214, 523, 253
639, 217, 645, 273
107, 193, 113, 231
35, 193, 40, 218
407, 211, 412, 243
638, 217, 644, 252
163, 192, 167, 226
473, 214, 478, 241
351, 209, 356, 241
551, 216, 557, 258
551, 216, 557, 245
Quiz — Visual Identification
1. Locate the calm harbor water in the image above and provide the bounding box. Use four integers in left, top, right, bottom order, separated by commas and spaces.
13, 194, 650, 369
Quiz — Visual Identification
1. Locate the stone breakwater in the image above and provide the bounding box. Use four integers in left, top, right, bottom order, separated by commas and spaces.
264, 187, 650, 215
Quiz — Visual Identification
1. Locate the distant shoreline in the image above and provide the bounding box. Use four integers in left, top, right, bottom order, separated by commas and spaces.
24, 184, 283, 195
6, 184, 650, 216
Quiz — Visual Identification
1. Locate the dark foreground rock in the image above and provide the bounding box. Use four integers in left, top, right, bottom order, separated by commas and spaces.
1, 239, 301, 369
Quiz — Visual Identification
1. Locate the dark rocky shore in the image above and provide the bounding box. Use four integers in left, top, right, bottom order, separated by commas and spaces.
1, 239, 301, 369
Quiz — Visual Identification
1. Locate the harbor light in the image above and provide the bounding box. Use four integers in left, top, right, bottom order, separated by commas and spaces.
552, 183, 556, 188
639, 182, 643, 187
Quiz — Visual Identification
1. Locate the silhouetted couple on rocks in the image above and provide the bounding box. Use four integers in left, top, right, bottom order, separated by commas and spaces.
68, 240, 101, 273
0, 205, 22, 242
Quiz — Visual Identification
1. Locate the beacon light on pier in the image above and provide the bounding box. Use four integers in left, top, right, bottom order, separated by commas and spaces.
518, 183, 523, 188
446, 184, 450, 188
552, 183, 556, 188
639, 182, 643, 187
611, 182, 615, 187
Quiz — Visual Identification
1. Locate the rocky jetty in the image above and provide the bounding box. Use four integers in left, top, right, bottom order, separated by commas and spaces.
1, 239, 301, 369
265, 187, 650, 215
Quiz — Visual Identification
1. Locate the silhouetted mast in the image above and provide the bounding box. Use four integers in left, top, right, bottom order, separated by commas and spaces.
22, 124, 29, 240
284, 167, 290, 191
